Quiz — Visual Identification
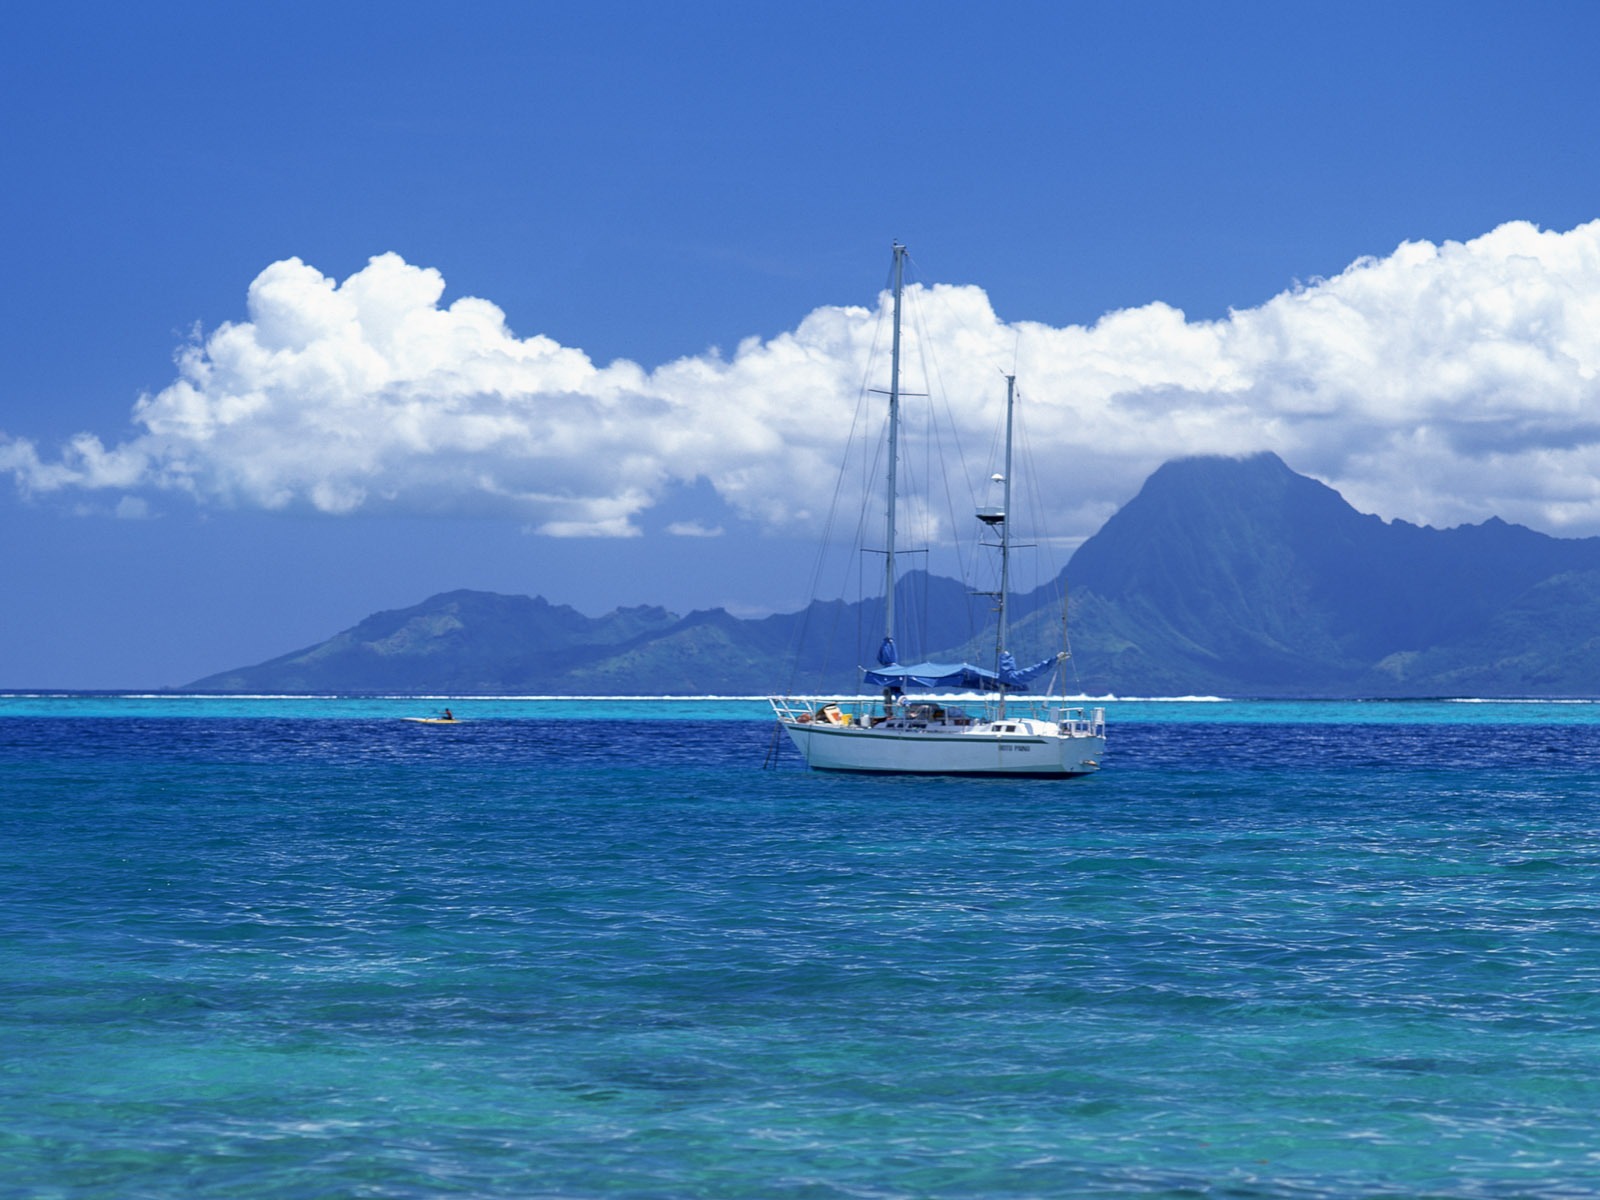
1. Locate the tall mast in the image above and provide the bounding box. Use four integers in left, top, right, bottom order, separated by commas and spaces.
997, 374, 1015, 718
882, 242, 906, 657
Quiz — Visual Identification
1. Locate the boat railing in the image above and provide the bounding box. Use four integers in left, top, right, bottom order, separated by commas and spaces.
1004, 700, 1105, 737
1050, 705, 1106, 738
770, 696, 864, 725
772, 696, 1105, 738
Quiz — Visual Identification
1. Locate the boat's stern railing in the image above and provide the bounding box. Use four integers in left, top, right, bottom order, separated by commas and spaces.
1050, 705, 1106, 738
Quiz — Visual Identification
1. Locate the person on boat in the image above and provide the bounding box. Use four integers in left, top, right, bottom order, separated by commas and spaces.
882, 686, 902, 718
442, 708, 454, 721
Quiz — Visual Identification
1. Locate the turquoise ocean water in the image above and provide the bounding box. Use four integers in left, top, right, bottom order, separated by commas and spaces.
4, 695, 1600, 1198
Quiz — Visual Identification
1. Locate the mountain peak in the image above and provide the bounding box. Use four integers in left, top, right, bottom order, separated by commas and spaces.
1061, 452, 1600, 696
1135, 450, 1343, 510
1068, 451, 1361, 601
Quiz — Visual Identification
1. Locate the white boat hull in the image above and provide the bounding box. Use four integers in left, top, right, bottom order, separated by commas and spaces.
778, 719, 1103, 778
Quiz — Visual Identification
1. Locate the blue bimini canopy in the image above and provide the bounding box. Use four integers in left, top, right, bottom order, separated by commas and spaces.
863, 651, 1058, 693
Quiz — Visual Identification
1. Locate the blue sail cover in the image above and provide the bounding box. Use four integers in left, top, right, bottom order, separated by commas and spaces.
863, 651, 1057, 693
877, 636, 898, 667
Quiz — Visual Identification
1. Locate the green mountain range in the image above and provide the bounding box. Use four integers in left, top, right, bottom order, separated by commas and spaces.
185, 453, 1600, 697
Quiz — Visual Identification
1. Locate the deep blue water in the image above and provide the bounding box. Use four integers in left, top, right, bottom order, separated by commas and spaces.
5, 700, 1600, 1198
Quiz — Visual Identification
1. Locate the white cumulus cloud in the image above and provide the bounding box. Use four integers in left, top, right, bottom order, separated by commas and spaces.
7, 220, 1600, 540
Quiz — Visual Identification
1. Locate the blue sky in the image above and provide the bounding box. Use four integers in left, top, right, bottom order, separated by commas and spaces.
6, 1, 1600, 688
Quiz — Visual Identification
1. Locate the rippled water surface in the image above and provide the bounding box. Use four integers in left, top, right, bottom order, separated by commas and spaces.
5, 700, 1600, 1198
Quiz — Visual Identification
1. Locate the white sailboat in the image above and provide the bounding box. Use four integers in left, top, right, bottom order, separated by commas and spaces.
769, 243, 1106, 777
